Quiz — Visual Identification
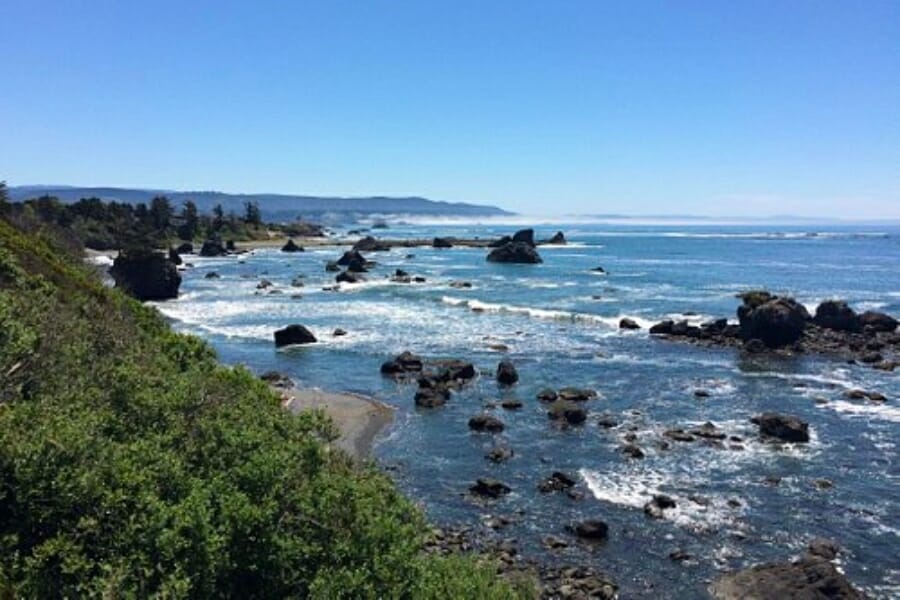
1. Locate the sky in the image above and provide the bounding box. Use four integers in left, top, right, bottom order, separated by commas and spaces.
2, 1, 899, 218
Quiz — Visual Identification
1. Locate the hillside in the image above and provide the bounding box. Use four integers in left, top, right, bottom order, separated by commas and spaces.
9, 186, 513, 222
0, 215, 528, 597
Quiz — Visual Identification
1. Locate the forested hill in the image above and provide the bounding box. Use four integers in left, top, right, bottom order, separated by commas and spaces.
9, 186, 513, 221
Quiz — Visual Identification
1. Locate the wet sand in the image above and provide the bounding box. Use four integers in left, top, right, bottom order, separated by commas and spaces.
277, 386, 394, 460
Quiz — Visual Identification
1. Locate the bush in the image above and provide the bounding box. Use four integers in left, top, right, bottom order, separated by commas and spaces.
0, 219, 530, 598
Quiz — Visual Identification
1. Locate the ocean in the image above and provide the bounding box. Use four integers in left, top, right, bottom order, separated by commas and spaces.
151, 222, 900, 598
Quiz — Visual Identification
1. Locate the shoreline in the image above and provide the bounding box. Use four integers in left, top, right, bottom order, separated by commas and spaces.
275, 385, 394, 460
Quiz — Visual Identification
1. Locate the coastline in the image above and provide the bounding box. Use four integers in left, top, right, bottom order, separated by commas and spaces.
275, 385, 394, 461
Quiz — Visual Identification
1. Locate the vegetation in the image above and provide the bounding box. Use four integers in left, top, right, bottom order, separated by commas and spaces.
2, 193, 321, 251
0, 216, 530, 597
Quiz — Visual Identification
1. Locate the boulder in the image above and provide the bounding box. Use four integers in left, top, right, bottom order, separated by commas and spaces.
380, 351, 424, 376
485, 446, 514, 463
649, 320, 674, 335
538, 471, 577, 493
537, 388, 558, 403
167, 247, 182, 266
199, 239, 228, 257
859, 310, 898, 332
204, 271, 220, 279
643, 494, 676, 519
500, 399, 523, 410
739, 296, 810, 348
566, 519, 608, 541
281, 238, 304, 252
619, 318, 641, 330
175, 242, 194, 254
548, 400, 587, 425
468, 414, 505, 433
511, 228, 535, 246
470, 478, 511, 498
541, 231, 566, 245
110, 249, 181, 301
415, 386, 449, 408
352, 236, 391, 252
332, 328, 347, 336
710, 556, 864, 599
336, 270, 363, 284
273, 324, 317, 347
622, 444, 645, 459
432, 237, 454, 248
496, 360, 519, 385
751, 413, 810, 442
814, 300, 860, 332
558, 387, 597, 402
486, 241, 543, 264
434, 360, 477, 384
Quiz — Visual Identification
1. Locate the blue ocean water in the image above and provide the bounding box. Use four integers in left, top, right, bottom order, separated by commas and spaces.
154, 223, 900, 598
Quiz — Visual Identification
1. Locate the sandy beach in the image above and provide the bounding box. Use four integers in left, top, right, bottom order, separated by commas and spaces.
277, 386, 394, 461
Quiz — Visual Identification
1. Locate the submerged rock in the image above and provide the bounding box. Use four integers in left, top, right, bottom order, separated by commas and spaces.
710, 556, 864, 599
273, 324, 317, 347
751, 413, 810, 442
643, 494, 677, 519
415, 386, 449, 408
470, 478, 511, 498
110, 249, 181, 301
432, 237, 454, 248
566, 519, 608, 541
557, 387, 597, 402
485, 446, 514, 463
469, 414, 505, 433
538, 471, 577, 493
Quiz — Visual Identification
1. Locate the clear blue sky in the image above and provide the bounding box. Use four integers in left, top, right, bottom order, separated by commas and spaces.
3, 1, 899, 217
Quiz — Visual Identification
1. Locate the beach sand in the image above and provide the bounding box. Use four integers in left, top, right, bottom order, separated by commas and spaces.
278, 386, 394, 461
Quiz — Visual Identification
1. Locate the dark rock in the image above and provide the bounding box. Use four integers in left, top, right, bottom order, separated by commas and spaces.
537, 388, 558, 403
859, 310, 898, 332
415, 386, 449, 408
485, 446, 514, 463
644, 494, 677, 518
352, 236, 391, 252
814, 300, 860, 332
167, 247, 182, 266
689, 421, 727, 440
225, 240, 236, 251
110, 249, 181, 301
486, 241, 543, 264
380, 351, 424, 376
500, 399, 523, 410
432, 237, 454, 248
496, 360, 519, 385
336, 270, 363, 284
511, 228, 535, 246
807, 538, 841, 561
548, 400, 587, 425
591, 266, 606, 273
204, 271, 220, 279
469, 414, 505, 433
622, 444, 645, 459
337, 249, 368, 268
709, 556, 864, 599
650, 320, 675, 335
663, 429, 695, 442
449, 280, 472, 289
273, 324, 317, 347
566, 519, 608, 541
751, 413, 810, 442
738, 295, 810, 347
199, 239, 228, 257
281, 238, 304, 252
744, 338, 767, 353
619, 318, 641, 330
488, 235, 512, 248
558, 387, 597, 402
435, 360, 477, 384
541, 231, 566, 245
470, 478, 511, 498
538, 471, 577, 493
670, 549, 691, 562
332, 328, 347, 336
175, 242, 194, 254
597, 415, 618, 429
257, 279, 273, 289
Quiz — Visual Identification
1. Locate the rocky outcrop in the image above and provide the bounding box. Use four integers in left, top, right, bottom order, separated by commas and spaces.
540, 231, 566, 245
486, 241, 543, 264
619, 318, 641, 330
110, 249, 181, 301
432, 237, 454, 248
814, 300, 860, 332
859, 310, 898, 332
352, 236, 391, 252
547, 400, 587, 425
273, 324, 317, 347
380, 351, 424, 377
538, 471, 577, 493
710, 556, 864, 599
468, 414, 505, 433
557, 387, 597, 402
496, 360, 518, 386
751, 413, 810, 442
337, 250, 369, 270
167, 247, 182, 266
175, 242, 194, 254
281, 238, 304, 252
470, 478, 511, 498
512, 228, 535, 246
566, 519, 608, 541
739, 295, 810, 348
199, 239, 228, 257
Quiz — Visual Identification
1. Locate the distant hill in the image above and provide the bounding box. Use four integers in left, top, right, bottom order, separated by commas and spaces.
9, 185, 513, 223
